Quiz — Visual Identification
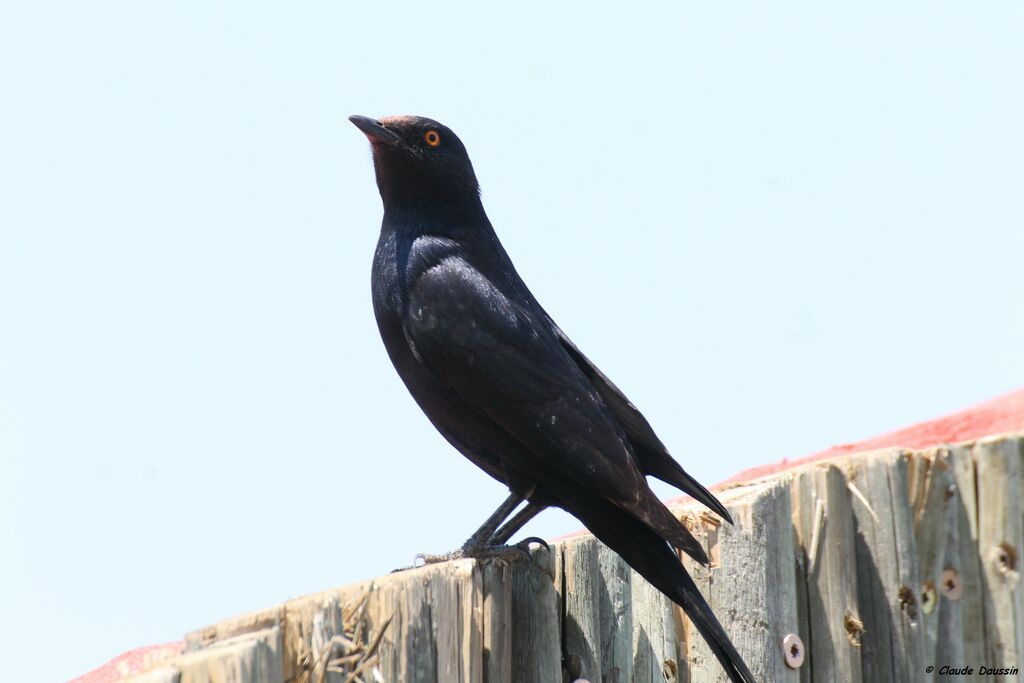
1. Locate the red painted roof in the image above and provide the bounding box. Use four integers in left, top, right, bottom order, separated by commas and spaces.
709, 387, 1024, 490
69, 641, 182, 683
69, 388, 1024, 683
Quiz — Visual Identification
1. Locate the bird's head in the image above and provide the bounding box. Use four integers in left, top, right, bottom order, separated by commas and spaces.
349, 114, 481, 212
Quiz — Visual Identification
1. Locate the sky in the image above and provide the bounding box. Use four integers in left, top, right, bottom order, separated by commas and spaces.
1, 2, 1022, 681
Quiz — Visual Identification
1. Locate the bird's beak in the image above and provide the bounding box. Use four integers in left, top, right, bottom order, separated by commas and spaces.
349, 115, 403, 147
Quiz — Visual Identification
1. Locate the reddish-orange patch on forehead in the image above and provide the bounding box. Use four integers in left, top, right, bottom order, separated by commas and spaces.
379, 115, 418, 128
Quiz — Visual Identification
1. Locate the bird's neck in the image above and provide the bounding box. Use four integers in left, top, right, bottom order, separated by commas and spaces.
381, 196, 491, 241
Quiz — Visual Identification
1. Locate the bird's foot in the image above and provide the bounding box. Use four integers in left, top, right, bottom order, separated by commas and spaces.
414, 549, 467, 565
411, 536, 550, 567
389, 551, 467, 573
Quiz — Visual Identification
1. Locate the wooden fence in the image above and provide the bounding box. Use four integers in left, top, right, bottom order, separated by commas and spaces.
117, 432, 1023, 683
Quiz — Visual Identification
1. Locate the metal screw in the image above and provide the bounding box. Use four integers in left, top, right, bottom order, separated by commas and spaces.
783, 633, 805, 669
940, 568, 963, 601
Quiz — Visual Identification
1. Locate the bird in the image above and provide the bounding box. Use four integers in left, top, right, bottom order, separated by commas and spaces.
349, 114, 756, 683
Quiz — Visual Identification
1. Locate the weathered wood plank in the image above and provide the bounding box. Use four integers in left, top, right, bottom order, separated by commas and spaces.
185, 607, 283, 655
931, 442, 985, 682
560, 532, 684, 683
559, 536, 603, 682
974, 435, 1024, 678
510, 546, 561, 682
277, 560, 500, 683
681, 526, 717, 683
121, 668, 181, 683
596, 542, 635, 682
908, 447, 957, 675
176, 628, 283, 683
432, 561, 483, 682
480, 560, 512, 683
682, 477, 800, 683
845, 449, 926, 683
792, 530, 813, 683
629, 560, 683, 683
791, 463, 863, 683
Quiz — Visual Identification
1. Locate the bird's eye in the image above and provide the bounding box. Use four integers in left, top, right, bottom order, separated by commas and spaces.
424, 130, 441, 148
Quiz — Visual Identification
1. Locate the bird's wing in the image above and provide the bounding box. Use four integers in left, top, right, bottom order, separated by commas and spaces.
404, 254, 639, 502
548, 322, 733, 524
403, 252, 706, 561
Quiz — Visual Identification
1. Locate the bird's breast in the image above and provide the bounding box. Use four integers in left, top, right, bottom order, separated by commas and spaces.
371, 229, 465, 373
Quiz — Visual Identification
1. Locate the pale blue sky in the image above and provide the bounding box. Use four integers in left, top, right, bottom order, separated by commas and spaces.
2, 2, 1022, 681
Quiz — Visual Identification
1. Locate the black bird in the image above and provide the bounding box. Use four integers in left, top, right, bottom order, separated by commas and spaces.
350, 114, 756, 683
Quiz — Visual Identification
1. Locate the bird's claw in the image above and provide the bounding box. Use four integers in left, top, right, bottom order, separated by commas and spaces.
458, 536, 551, 563
515, 536, 550, 553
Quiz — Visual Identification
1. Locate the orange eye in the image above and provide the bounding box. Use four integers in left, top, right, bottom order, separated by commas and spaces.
424, 130, 441, 147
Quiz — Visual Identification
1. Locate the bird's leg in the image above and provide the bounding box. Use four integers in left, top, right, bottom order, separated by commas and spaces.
415, 493, 543, 566
487, 501, 546, 546
460, 492, 524, 552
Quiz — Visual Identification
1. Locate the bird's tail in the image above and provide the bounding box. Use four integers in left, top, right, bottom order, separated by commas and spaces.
562, 489, 757, 683
636, 446, 735, 525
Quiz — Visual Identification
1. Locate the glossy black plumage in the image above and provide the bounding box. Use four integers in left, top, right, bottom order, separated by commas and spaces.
350, 114, 756, 683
